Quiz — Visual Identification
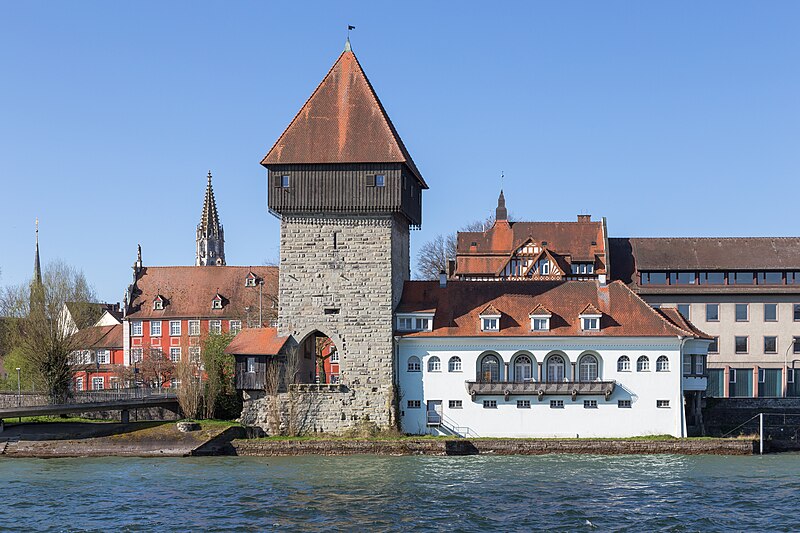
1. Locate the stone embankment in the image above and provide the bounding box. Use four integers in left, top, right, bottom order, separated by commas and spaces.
231, 437, 756, 456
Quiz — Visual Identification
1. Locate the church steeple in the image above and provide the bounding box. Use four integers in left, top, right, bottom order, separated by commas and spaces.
33, 218, 42, 284
496, 190, 508, 222
196, 171, 226, 266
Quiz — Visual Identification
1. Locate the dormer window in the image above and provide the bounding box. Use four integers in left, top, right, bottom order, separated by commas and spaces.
153, 296, 165, 310
397, 313, 434, 332
481, 316, 499, 331
212, 294, 224, 310
531, 316, 550, 331
245, 273, 258, 287
579, 303, 602, 331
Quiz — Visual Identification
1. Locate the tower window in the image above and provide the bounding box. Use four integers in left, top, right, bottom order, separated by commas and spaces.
281, 175, 290, 188
375, 174, 385, 187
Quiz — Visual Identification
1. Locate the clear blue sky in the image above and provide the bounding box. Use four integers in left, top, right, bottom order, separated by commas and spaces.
1, 2, 799, 302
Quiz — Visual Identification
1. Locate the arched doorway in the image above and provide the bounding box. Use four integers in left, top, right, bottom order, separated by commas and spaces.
546, 354, 566, 382
478, 353, 502, 382
299, 330, 341, 384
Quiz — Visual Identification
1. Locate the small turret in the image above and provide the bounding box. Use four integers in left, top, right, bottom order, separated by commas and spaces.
496, 190, 508, 222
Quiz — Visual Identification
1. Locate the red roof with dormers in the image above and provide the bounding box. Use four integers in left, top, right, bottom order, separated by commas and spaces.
396, 280, 710, 339
261, 49, 426, 187
126, 266, 278, 321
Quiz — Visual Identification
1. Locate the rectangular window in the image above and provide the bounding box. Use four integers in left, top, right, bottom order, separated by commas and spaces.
131, 321, 143, 336
789, 272, 800, 285
246, 357, 256, 373
92, 377, 104, 390
731, 272, 754, 285
188, 320, 200, 336
281, 175, 290, 188
398, 317, 413, 331
230, 320, 242, 334
483, 400, 497, 409
583, 400, 598, 409
764, 303, 778, 322
531, 317, 550, 331
581, 317, 600, 331
414, 317, 431, 331
656, 400, 670, 408
729, 368, 737, 383
170, 347, 181, 363
758, 272, 783, 285
131, 347, 143, 363
150, 320, 162, 336
794, 304, 800, 321
700, 272, 725, 285
209, 320, 222, 334
695, 356, 704, 376
735, 303, 749, 322
550, 399, 564, 409
448, 400, 462, 409
169, 321, 181, 336
407, 400, 421, 409
764, 336, 778, 354
795, 336, 800, 355
758, 368, 766, 383
329, 350, 339, 363
374, 174, 386, 187
641, 272, 667, 285
708, 336, 719, 353
481, 317, 499, 331
618, 400, 632, 408
677, 304, 690, 319
735, 336, 748, 354
670, 272, 697, 285
706, 303, 719, 322
96, 349, 109, 365
189, 347, 201, 362
517, 400, 531, 409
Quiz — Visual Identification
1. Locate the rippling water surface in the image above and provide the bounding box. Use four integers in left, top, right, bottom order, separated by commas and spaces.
2, 453, 799, 531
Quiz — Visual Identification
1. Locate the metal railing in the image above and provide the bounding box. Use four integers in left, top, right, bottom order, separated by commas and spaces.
426, 411, 442, 426
466, 380, 616, 400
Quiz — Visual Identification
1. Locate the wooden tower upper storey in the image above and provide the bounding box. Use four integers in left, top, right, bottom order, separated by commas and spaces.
261, 45, 427, 227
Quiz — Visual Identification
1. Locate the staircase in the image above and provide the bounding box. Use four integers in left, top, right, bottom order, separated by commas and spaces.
0, 438, 18, 456
436, 414, 479, 438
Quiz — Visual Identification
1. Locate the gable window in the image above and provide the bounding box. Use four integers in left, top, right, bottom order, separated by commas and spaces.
735, 303, 749, 322
637, 356, 650, 372
428, 356, 441, 372
407, 356, 421, 372
209, 320, 221, 335
189, 320, 200, 336
706, 303, 719, 322
480, 316, 500, 331
764, 303, 778, 322
656, 355, 670, 372
245, 275, 257, 287
581, 316, 600, 331
617, 355, 631, 372
735, 336, 748, 354
540, 261, 550, 275
531, 315, 550, 331
153, 297, 164, 310
448, 356, 462, 372
131, 321, 143, 336
212, 296, 223, 310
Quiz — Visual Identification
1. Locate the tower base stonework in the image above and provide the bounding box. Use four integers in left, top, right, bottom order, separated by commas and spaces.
268, 213, 408, 434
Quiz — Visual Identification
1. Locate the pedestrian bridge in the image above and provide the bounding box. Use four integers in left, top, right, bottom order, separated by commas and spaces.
0, 389, 180, 432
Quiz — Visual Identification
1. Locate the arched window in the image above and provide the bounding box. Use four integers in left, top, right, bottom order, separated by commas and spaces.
637, 356, 650, 372
407, 356, 421, 372
579, 354, 599, 382
448, 356, 462, 372
546, 355, 566, 382
617, 355, 631, 372
514, 354, 533, 382
656, 355, 670, 372
480, 354, 501, 382
428, 356, 441, 372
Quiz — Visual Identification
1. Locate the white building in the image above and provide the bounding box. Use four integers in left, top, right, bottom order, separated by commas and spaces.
396, 279, 711, 438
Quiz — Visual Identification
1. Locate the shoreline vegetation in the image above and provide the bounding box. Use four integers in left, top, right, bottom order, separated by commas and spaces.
0, 418, 759, 457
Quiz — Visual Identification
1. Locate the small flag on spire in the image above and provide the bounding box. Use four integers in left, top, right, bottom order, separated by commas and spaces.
348, 25, 356, 30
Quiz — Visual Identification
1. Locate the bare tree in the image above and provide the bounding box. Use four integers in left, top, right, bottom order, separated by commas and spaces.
1, 261, 96, 403
414, 215, 497, 280
175, 360, 202, 419
139, 347, 174, 388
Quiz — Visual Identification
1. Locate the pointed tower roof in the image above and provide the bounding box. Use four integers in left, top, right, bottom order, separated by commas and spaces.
262, 49, 426, 187
33, 218, 42, 284
199, 171, 222, 238
495, 190, 507, 221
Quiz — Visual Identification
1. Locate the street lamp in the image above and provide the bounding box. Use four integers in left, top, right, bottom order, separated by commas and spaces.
16, 368, 21, 407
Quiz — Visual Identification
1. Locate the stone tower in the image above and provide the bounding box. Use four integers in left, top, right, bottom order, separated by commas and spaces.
196, 171, 226, 266
261, 44, 427, 432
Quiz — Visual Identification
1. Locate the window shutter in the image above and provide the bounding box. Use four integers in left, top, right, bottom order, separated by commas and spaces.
366, 175, 376, 187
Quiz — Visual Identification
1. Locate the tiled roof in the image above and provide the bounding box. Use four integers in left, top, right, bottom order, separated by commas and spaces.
479, 304, 501, 316
225, 328, 289, 356
261, 50, 426, 187
126, 266, 278, 320
610, 237, 800, 273
456, 219, 605, 276
579, 303, 601, 316
656, 307, 712, 339
396, 280, 702, 338
529, 304, 552, 316
73, 324, 123, 349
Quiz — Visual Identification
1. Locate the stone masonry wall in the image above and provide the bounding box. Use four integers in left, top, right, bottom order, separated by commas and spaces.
267, 214, 409, 434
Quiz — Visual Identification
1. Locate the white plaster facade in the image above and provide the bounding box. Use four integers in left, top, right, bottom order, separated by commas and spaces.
397, 336, 708, 438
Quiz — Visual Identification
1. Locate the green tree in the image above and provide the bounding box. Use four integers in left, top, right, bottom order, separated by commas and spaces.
201, 332, 238, 419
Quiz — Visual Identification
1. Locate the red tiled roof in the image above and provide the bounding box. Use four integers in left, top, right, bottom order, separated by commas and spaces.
656, 308, 712, 339
73, 324, 123, 349
456, 220, 605, 276
479, 304, 501, 316
225, 328, 289, 356
396, 280, 701, 338
126, 266, 278, 320
261, 50, 426, 187
529, 304, 552, 316
579, 303, 601, 316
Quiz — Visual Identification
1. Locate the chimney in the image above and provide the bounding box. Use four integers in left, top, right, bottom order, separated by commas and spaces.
598, 274, 607, 286
577, 214, 591, 222
439, 270, 447, 288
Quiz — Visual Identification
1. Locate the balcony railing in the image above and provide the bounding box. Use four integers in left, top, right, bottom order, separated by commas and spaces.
466, 380, 616, 400
426, 411, 442, 426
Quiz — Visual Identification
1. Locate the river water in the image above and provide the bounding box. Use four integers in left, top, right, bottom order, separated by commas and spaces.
1, 454, 798, 532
